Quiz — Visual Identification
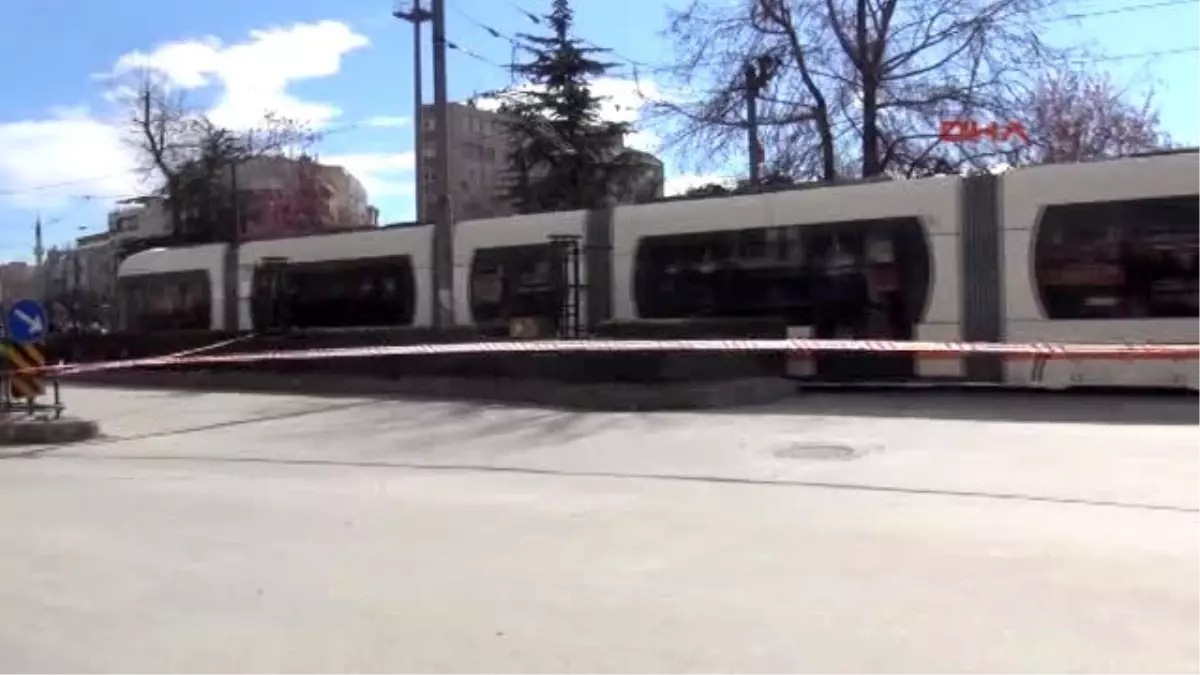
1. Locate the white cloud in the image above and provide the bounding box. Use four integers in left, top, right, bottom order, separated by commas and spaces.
475, 76, 670, 153
320, 151, 415, 198
109, 20, 370, 130
626, 130, 661, 153
589, 77, 663, 123
360, 115, 410, 128
0, 108, 143, 210
664, 173, 734, 196
1, 20, 371, 213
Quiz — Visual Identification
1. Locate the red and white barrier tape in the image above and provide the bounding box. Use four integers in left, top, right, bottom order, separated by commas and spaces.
23, 337, 1200, 379
53, 333, 259, 378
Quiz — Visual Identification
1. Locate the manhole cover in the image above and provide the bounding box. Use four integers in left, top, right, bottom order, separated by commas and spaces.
773, 442, 866, 461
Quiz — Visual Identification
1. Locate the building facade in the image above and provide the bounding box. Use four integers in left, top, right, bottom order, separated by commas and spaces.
418, 101, 665, 222
43, 232, 119, 330
233, 155, 379, 240
108, 196, 172, 246
617, 150, 666, 204
0, 262, 37, 306
418, 102, 513, 222
107, 155, 379, 251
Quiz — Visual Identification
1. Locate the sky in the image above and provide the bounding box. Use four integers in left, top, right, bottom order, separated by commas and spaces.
0, 0, 1196, 262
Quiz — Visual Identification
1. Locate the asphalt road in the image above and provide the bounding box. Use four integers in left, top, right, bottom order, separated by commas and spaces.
0, 386, 1195, 673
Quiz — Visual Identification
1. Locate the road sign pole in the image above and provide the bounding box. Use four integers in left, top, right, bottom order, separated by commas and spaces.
5, 299, 51, 417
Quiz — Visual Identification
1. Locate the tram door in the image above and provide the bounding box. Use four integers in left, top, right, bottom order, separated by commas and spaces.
811, 230, 916, 381
252, 257, 291, 332
472, 245, 568, 339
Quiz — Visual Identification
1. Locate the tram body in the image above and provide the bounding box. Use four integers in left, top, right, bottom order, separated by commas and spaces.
237, 225, 433, 332
610, 177, 963, 381
116, 150, 1199, 389
999, 151, 1199, 389
116, 243, 228, 331
452, 210, 589, 336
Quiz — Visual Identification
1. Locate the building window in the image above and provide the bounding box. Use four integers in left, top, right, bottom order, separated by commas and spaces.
462, 143, 483, 161
1033, 195, 1199, 320
485, 147, 496, 162
422, 117, 436, 130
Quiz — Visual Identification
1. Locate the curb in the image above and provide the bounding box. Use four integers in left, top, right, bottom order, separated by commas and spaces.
0, 416, 101, 446
61, 371, 796, 411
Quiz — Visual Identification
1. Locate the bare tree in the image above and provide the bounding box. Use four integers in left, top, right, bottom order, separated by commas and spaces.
1009, 67, 1172, 165
651, 0, 1075, 182
122, 71, 320, 243
125, 72, 194, 236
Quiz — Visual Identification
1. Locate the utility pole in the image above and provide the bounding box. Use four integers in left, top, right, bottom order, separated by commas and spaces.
744, 56, 775, 186
430, 0, 454, 328
224, 160, 242, 332
231, 161, 241, 241
393, 0, 431, 223
744, 61, 761, 186
33, 214, 45, 303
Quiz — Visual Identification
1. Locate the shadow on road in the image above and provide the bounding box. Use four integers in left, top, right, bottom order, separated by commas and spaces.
0, 399, 390, 461
255, 399, 608, 453
718, 388, 1199, 426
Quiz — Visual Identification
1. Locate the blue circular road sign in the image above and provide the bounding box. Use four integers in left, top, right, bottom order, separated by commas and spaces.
7, 299, 48, 344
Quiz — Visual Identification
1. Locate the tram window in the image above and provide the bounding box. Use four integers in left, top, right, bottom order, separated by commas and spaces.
252, 256, 416, 329
469, 244, 564, 334
1034, 195, 1199, 320
632, 218, 930, 327
118, 271, 211, 331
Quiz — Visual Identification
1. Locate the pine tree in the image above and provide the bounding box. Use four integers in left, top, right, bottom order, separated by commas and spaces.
498, 0, 641, 213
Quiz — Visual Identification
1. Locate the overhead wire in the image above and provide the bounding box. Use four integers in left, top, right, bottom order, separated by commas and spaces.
7, 0, 1193, 201
0, 118, 406, 200
1053, 0, 1198, 20
446, 0, 1199, 79
439, 0, 1196, 187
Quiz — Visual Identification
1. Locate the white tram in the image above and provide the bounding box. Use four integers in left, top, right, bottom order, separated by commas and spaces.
611, 176, 963, 381
452, 209, 589, 336
115, 150, 1199, 389
237, 225, 433, 332
116, 243, 229, 331
1000, 151, 1198, 389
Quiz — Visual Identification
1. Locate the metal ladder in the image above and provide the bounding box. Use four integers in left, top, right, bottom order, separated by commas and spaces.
548, 234, 584, 339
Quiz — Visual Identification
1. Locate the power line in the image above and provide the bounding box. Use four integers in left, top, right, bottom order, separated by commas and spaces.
447, 0, 1200, 80
0, 174, 136, 197
1089, 45, 1200, 61
0, 119, 401, 199
1053, 0, 1198, 20
447, 1, 657, 75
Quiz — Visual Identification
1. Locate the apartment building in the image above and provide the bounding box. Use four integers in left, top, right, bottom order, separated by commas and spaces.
106, 156, 379, 250
43, 232, 119, 328
233, 155, 379, 240
0, 261, 37, 305
417, 101, 664, 222
417, 102, 511, 222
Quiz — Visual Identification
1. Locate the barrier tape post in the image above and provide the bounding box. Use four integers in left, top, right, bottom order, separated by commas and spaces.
2, 298, 65, 421
4, 340, 46, 408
